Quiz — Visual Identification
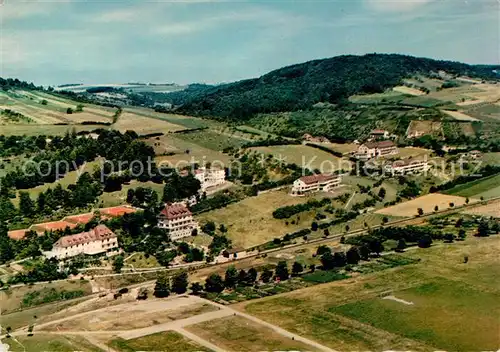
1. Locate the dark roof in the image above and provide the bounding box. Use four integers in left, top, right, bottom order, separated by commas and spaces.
299, 173, 337, 185
160, 203, 192, 220
364, 140, 396, 149
54, 225, 116, 248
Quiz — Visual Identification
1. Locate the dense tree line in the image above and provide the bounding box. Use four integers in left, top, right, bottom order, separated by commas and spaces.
162, 54, 499, 120
272, 198, 331, 219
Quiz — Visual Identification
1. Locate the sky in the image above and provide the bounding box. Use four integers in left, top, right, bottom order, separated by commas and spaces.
1, 0, 499, 86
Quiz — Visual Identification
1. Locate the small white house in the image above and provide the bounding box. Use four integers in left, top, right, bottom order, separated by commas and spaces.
44, 225, 119, 260
158, 203, 199, 241
370, 129, 390, 139
291, 174, 341, 196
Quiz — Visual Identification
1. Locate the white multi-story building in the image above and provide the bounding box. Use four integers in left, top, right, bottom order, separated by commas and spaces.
194, 167, 226, 191
384, 159, 431, 176
44, 225, 119, 260
158, 203, 199, 241
355, 141, 398, 161
291, 174, 342, 196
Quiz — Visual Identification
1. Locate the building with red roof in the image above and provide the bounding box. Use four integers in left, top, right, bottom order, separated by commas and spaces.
355, 140, 398, 160
44, 225, 119, 260
291, 173, 341, 196
158, 203, 199, 240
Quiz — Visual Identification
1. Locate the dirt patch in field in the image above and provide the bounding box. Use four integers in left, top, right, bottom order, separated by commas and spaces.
406, 120, 443, 138
375, 193, 476, 217
393, 86, 425, 96
441, 110, 479, 121
463, 202, 500, 218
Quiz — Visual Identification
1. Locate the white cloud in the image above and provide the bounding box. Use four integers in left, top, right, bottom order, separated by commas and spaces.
0, 0, 72, 21
365, 0, 436, 12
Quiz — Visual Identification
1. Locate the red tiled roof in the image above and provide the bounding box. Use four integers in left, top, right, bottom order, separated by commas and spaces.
299, 173, 336, 185
371, 129, 387, 134
160, 203, 192, 220
364, 140, 396, 149
54, 225, 116, 248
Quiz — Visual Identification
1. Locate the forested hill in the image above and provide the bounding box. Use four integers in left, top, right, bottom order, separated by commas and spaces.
167, 54, 499, 120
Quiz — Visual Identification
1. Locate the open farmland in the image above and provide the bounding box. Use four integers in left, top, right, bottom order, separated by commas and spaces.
125, 107, 212, 129
196, 189, 326, 249
237, 236, 500, 351
444, 173, 500, 199
463, 202, 500, 218
375, 193, 475, 217
5, 334, 102, 352
174, 129, 248, 151
465, 103, 500, 122
349, 91, 407, 104
186, 315, 314, 351
108, 331, 209, 352
441, 109, 479, 121
406, 120, 443, 138
0, 90, 113, 124
113, 112, 186, 134
395, 147, 433, 159
393, 86, 426, 96
150, 134, 233, 168
250, 145, 347, 172
0, 124, 103, 136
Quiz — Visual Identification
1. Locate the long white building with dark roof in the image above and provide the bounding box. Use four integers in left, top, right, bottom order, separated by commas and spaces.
44, 225, 119, 260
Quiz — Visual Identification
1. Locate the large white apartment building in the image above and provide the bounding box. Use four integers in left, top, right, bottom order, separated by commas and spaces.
355, 141, 398, 161
194, 167, 226, 191
44, 225, 119, 260
384, 159, 431, 176
158, 203, 199, 241
291, 174, 342, 196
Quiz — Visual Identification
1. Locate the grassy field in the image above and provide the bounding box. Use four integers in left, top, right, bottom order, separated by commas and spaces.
444, 173, 500, 199
349, 91, 407, 104
0, 280, 92, 314
125, 107, 212, 129
149, 134, 232, 168
250, 145, 346, 171
186, 315, 314, 351
0, 124, 104, 136
124, 252, 160, 269
5, 334, 102, 352
237, 236, 500, 351
196, 189, 326, 249
113, 112, 186, 134
481, 152, 500, 166
98, 181, 165, 208
331, 279, 499, 351
376, 193, 473, 217
109, 331, 209, 352
174, 129, 248, 151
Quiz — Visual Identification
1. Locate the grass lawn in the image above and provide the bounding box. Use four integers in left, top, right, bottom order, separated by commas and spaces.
481, 152, 500, 166
124, 252, 160, 269
186, 315, 314, 351
124, 107, 212, 129
108, 331, 209, 352
12, 160, 103, 206
237, 236, 500, 351
331, 279, 500, 351
250, 145, 346, 172
5, 334, 102, 352
98, 181, 165, 208
174, 129, 248, 151
349, 91, 407, 104
444, 173, 500, 199
0, 280, 92, 314
196, 189, 325, 249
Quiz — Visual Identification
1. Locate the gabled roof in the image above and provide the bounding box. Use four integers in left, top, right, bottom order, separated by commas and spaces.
160, 203, 192, 220
53, 225, 116, 249
299, 173, 337, 185
363, 140, 396, 149
371, 129, 387, 134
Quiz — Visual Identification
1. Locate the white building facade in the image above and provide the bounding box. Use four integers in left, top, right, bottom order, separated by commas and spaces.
44, 225, 119, 260
291, 174, 342, 196
158, 203, 199, 241
194, 167, 226, 191
355, 141, 398, 161
384, 159, 431, 176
